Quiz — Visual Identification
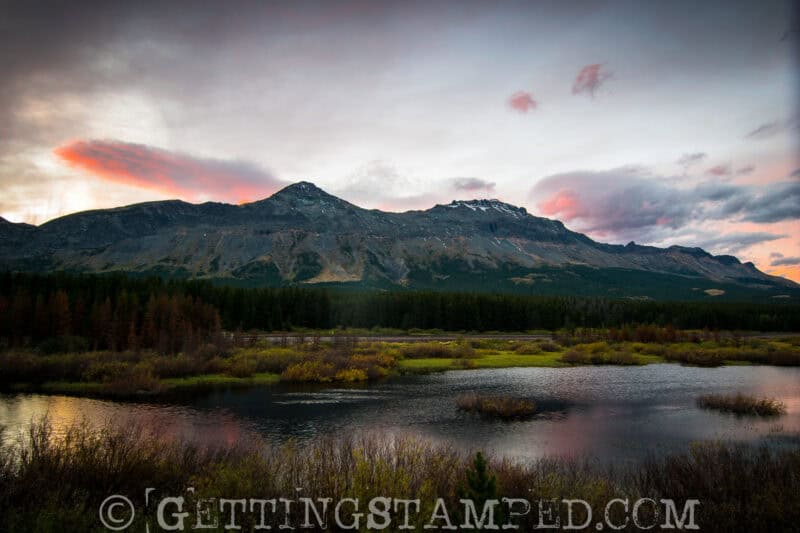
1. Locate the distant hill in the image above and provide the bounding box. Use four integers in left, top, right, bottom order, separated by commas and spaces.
0, 182, 796, 301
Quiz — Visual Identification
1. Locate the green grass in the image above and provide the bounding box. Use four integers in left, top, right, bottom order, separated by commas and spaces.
399, 351, 568, 371
162, 372, 280, 389
37, 372, 280, 397
39, 381, 106, 394
398, 349, 666, 372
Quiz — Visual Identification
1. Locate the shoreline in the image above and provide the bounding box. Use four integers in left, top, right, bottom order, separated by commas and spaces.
0, 356, 774, 401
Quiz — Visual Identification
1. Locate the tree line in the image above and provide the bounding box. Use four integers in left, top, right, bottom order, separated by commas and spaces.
0, 272, 798, 352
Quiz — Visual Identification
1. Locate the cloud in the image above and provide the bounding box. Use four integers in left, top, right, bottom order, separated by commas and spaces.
723, 181, 800, 223
333, 160, 444, 211
450, 177, 496, 193
746, 115, 799, 139
530, 168, 800, 241
772, 256, 800, 266
746, 121, 782, 139
697, 232, 787, 254
791, 168, 800, 178
677, 152, 707, 168
334, 163, 501, 211
706, 164, 731, 176
771, 255, 800, 266
532, 170, 691, 237
54, 139, 285, 204
508, 91, 537, 113
571, 64, 612, 97
771, 252, 784, 258
735, 164, 755, 176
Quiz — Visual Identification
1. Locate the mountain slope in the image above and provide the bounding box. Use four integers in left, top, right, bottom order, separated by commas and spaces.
0, 182, 796, 300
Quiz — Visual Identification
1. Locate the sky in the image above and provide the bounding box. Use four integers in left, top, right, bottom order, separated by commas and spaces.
1, 0, 799, 281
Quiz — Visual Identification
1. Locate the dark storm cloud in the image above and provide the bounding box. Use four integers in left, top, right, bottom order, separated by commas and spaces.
0, 0, 410, 148
530, 168, 799, 237
772, 256, 800, 266
720, 181, 800, 223
698, 232, 787, 254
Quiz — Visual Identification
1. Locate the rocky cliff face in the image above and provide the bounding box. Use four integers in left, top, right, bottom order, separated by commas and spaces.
0, 182, 795, 298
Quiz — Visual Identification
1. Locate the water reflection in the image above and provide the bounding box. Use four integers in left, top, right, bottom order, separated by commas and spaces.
1, 364, 799, 463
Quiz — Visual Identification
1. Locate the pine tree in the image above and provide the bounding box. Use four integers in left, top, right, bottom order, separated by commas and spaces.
458, 452, 503, 529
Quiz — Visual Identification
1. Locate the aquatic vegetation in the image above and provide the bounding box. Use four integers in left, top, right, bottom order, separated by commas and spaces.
697, 393, 787, 417
456, 394, 537, 420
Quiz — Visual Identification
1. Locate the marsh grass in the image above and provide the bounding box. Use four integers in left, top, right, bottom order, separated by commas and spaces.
2, 334, 799, 397
456, 394, 537, 420
697, 393, 787, 417
399, 341, 476, 359
561, 348, 642, 366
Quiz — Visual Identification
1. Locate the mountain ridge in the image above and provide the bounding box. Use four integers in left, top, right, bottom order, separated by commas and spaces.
0, 181, 796, 299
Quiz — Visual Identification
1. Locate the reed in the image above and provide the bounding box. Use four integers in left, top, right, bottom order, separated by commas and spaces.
456, 394, 537, 420
697, 393, 787, 417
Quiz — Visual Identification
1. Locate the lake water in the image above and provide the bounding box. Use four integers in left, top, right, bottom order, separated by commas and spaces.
2, 364, 799, 463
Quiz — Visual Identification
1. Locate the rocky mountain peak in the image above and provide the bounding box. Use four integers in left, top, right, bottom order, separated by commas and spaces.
271, 181, 336, 201
441, 199, 528, 219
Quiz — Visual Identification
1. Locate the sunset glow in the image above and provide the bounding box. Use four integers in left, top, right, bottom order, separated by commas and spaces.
0, 0, 797, 282
55, 140, 285, 204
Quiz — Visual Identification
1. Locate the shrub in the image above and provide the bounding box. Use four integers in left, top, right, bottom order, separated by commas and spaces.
334, 368, 369, 382
227, 357, 258, 378
560, 350, 589, 365
1, 420, 799, 532
512, 342, 542, 354
400, 342, 475, 359
146, 354, 203, 378
583, 341, 610, 354
280, 361, 336, 383
607, 351, 638, 365
663, 346, 725, 366
82, 360, 131, 382
537, 341, 561, 352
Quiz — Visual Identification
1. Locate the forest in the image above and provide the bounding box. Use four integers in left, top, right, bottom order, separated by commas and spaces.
0, 271, 798, 353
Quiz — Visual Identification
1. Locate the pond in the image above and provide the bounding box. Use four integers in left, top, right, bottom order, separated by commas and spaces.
2, 364, 799, 463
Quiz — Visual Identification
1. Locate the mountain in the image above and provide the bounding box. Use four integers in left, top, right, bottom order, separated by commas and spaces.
0, 182, 796, 300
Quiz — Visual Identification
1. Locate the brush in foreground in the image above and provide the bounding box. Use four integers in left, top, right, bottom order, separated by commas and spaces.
2, 420, 800, 531
697, 393, 786, 417
456, 393, 536, 420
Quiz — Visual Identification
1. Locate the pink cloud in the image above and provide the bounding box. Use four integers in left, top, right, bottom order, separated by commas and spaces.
508, 91, 538, 113
55, 139, 285, 204
572, 64, 612, 97
538, 189, 580, 220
